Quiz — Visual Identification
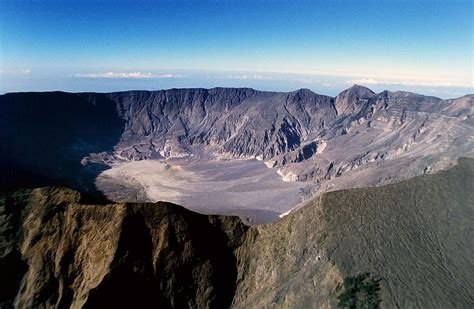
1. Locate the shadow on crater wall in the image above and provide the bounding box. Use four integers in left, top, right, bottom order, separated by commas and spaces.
0, 92, 124, 199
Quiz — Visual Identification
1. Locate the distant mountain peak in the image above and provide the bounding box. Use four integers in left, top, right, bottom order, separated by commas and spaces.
340, 84, 375, 96
294, 88, 314, 93
335, 85, 375, 116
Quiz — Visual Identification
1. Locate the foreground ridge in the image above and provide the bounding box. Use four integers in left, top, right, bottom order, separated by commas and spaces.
1, 158, 473, 308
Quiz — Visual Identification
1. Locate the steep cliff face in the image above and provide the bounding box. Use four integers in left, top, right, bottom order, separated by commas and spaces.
103, 87, 337, 161
2, 87, 471, 174
1, 87, 472, 222
0, 187, 252, 308
1, 159, 472, 308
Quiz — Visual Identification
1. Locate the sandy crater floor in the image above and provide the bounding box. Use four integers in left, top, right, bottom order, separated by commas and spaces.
96, 158, 310, 224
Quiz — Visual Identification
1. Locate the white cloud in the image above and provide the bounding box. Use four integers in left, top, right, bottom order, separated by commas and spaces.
0, 68, 31, 75
155, 73, 183, 78
223, 74, 279, 81
299, 78, 321, 84
73, 72, 182, 79
346, 78, 472, 88
347, 78, 379, 85
298, 78, 332, 87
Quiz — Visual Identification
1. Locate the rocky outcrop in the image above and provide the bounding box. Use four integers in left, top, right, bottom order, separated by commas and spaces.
1, 158, 473, 308
268, 139, 326, 167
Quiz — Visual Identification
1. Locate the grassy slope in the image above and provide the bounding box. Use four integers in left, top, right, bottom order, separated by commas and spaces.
323, 157, 473, 308
234, 158, 473, 308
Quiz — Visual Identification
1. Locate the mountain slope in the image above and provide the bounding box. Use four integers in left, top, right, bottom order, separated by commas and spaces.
234, 157, 474, 308
0, 187, 251, 308
1, 87, 472, 222
1, 158, 472, 308
104, 87, 337, 160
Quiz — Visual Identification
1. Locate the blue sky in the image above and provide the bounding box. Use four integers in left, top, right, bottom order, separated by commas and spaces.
0, 0, 472, 98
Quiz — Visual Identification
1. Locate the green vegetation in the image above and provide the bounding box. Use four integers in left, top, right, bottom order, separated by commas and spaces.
336, 273, 381, 309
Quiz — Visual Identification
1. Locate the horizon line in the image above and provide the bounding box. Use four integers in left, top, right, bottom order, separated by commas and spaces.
2, 85, 472, 101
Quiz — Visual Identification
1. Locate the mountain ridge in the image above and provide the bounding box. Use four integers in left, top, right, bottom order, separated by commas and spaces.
4, 84, 470, 101
1, 86, 472, 222
1, 157, 472, 308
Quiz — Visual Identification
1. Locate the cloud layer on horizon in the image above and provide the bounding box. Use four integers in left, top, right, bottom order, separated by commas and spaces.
73, 72, 183, 79
346, 77, 472, 88
1, 68, 471, 99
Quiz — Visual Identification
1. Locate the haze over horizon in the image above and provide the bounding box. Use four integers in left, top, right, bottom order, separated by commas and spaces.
1, 0, 472, 98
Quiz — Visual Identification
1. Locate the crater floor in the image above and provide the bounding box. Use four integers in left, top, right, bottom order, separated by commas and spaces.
96, 158, 310, 224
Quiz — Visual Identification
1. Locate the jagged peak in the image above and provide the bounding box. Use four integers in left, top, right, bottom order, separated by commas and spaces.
337, 84, 375, 98
294, 88, 314, 93
289, 88, 334, 100
334, 85, 375, 116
